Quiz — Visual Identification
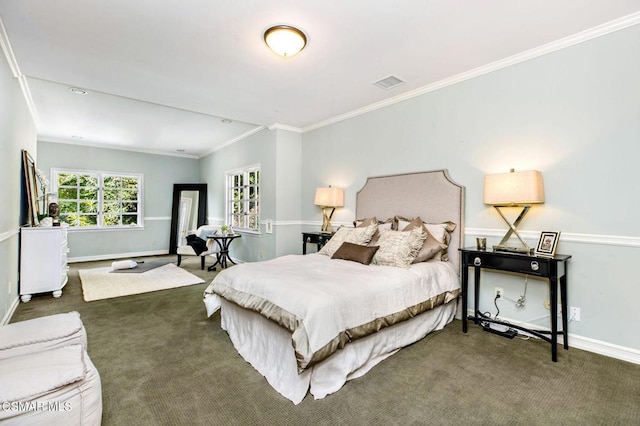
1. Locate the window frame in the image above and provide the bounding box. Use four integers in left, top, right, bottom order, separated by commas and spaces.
51, 168, 144, 231
225, 164, 260, 234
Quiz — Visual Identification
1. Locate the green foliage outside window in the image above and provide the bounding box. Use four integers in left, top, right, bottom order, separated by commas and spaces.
228, 167, 260, 231
53, 170, 142, 228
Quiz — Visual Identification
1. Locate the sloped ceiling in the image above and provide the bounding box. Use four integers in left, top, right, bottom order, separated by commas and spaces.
1, 1, 639, 157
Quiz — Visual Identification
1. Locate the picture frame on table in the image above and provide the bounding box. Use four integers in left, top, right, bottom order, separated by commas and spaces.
535, 231, 560, 257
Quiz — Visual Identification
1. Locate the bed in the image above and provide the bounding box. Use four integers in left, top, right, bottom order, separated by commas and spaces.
203, 169, 465, 404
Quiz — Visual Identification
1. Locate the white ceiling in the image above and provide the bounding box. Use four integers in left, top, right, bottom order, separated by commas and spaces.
1, 1, 639, 158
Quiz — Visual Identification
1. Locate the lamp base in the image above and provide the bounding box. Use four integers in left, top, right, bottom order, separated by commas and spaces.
492, 205, 535, 255
493, 245, 533, 255
320, 206, 336, 234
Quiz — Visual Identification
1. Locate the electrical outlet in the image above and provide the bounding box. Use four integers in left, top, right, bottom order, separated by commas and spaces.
570, 306, 581, 321
8, 281, 11, 294
494, 287, 504, 298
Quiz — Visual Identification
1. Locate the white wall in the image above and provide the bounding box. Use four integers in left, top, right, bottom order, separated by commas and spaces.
199, 127, 303, 261
200, 127, 277, 261
301, 25, 640, 354
37, 141, 201, 260
274, 129, 302, 257
0, 47, 37, 324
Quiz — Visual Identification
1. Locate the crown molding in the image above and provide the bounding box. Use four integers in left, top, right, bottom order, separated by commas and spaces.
4, 12, 639, 156
302, 12, 640, 133
199, 125, 266, 158
267, 123, 303, 133
0, 17, 20, 78
0, 16, 40, 125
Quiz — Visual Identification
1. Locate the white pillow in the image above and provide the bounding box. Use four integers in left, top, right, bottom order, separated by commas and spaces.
111, 260, 137, 271
425, 221, 457, 261
423, 223, 447, 243
372, 228, 427, 267
319, 223, 378, 257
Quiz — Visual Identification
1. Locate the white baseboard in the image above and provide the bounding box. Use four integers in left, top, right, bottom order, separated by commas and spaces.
1, 296, 20, 326
467, 311, 640, 365
568, 334, 640, 365
69, 249, 170, 263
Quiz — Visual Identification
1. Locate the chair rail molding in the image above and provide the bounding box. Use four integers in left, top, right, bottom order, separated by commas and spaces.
466, 228, 640, 248
0, 228, 19, 243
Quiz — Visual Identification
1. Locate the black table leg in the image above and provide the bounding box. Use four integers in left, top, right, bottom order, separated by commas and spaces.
462, 265, 469, 333
560, 274, 569, 350
473, 266, 481, 325
550, 278, 558, 362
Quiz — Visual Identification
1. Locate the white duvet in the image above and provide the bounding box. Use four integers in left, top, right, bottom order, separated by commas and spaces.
204, 253, 460, 371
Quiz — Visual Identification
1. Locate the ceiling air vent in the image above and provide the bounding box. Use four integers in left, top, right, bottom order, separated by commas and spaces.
373, 75, 405, 90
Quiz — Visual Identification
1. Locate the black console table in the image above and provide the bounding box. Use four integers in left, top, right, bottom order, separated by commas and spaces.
460, 248, 572, 362
302, 232, 333, 254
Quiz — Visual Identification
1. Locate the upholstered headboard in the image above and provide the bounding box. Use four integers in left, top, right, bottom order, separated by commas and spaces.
355, 169, 465, 274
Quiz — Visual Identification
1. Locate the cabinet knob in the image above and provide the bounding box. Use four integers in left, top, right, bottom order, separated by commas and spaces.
473, 257, 482, 266
531, 261, 539, 271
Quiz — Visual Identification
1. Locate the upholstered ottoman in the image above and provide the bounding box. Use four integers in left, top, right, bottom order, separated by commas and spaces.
0, 312, 102, 425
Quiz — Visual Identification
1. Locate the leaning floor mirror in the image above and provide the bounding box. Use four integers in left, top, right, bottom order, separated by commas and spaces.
169, 183, 208, 255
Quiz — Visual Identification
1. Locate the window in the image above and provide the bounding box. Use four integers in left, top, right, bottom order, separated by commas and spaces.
51, 168, 143, 229
226, 165, 260, 232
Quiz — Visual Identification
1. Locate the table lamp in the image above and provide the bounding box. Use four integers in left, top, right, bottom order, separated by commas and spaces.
484, 169, 544, 253
314, 187, 344, 233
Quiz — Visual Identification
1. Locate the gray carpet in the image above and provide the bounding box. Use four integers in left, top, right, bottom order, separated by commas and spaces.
10, 255, 640, 425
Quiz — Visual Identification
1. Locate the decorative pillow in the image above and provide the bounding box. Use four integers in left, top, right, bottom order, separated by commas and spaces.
111, 260, 137, 270
353, 217, 377, 227
332, 242, 379, 265
355, 217, 393, 246
319, 223, 378, 257
372, 228, 427, 267
401, 217, 448, 262
393, 215, 413, 231
199, 230, 218, 238
424, 221, 457, 261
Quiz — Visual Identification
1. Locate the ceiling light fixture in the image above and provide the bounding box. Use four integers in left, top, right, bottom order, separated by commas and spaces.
264, 25, 307, 57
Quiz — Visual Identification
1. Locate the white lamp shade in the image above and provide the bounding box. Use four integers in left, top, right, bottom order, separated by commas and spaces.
483, 170, 544, 205
264, 26, 307, 57
314, 187, 344, 207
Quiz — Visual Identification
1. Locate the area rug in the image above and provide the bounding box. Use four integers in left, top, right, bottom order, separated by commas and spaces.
79, 263, 205, 301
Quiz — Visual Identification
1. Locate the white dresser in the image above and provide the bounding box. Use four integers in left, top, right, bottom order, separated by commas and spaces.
20, 225, 70, 302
